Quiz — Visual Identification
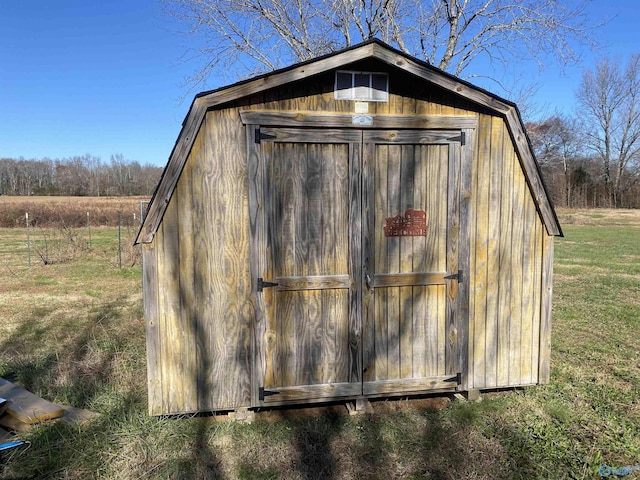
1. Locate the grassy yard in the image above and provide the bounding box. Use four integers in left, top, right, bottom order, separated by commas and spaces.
0, 209, 639, 479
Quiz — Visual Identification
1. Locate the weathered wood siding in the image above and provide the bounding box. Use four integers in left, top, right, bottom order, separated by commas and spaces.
150, 109, 253, 414
146, 60, 553, 413
468, 114, 550, 390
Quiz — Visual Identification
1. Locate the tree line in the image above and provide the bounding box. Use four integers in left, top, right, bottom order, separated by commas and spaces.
0, 154, 163, 197
527, 55, 640, 209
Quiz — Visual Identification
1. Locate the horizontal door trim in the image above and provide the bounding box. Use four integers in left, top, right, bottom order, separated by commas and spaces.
371, 272, 446, 287
260, 127, 362, 143
260, 382, 362, 403
363, 374, 459, 395
363, 130, 462, 144
240, 111, 478, 130
275, 274, 351, 291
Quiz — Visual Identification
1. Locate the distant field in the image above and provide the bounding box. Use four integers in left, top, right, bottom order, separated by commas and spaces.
0, 196, 150, 228
0, 209, 638, 479
557, 207, 640, 226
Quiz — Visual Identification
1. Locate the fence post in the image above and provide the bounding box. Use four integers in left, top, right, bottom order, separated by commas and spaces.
87, 212, 92, 247
118, 211, 122, 269
26, 212, 31, 267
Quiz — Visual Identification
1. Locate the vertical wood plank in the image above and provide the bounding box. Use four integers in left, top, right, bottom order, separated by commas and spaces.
520, 188, 536, 384
336, 143, 351, 383
177, 132, 198, 413
539, 234, 554, 384
294, 143, 309, 278
277, 142, 299, 386
496, 128, 514, 387
348, 139, 363, 384
445, 141, 460, 377
263, 137, 278, 390
402, 90, 418, 116
387, 144, 401, 379
191, 119, 213, 410
425, 145, 439, 377
362, 140, 376, 383
321, 144, 336, 384
484, 117, 503, 388
509, 153, 526, 385
199, 113, 229, 409
374, 143, 389, 380
142, 242, 162, 415
228, 116, 255, 408
467, 129, 477, 389
471, 114, 492, 388
399, 145, 414, 378
412, 144, 428, 379
457, 128, 474, 390
158, 198, 184, 413
291, 143, 307, 385
247, 124, 265, 406
219, 109, 253, 407
437, 144, 448, 375
530, 218, 543, 384
306, 144, 324, 384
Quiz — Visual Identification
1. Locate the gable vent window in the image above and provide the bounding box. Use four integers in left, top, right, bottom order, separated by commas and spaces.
335, 71, 388, 102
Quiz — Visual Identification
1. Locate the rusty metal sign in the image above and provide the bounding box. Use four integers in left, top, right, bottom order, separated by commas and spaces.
384, 209, 427, 237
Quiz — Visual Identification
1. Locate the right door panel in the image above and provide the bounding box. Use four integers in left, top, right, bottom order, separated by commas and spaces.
362, 130, 461, 395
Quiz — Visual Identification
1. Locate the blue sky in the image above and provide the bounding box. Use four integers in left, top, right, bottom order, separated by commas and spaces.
1, 1, 638, 166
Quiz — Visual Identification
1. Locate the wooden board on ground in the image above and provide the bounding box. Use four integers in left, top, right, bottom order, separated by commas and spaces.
0, 413, 30, 432
0, 378, 64, 425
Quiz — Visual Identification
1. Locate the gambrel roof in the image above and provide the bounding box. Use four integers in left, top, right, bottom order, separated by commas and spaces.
136, 39, 562, 244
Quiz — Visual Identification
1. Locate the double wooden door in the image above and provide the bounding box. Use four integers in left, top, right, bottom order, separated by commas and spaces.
251, 127, 463, 404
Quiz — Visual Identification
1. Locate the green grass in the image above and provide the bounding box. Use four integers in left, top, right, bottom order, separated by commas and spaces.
1, 215, 639, 479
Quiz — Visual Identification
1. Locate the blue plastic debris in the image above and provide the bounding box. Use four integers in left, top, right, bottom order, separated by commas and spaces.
600, 464, 640, 477
0, 440, 25, 452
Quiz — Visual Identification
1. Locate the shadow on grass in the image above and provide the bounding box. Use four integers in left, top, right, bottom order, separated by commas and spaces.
227, 396, 541, 480
0, 294, 544, 480
0, 297, 151, 478
0, 299, 139, 406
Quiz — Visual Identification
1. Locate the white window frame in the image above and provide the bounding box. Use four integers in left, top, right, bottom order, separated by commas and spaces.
334, 71, 389, 102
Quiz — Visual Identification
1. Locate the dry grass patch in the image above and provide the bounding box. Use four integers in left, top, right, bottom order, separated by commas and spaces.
0, 196, 147, 228
1, 211, 640, 479
557, 207, 640, 226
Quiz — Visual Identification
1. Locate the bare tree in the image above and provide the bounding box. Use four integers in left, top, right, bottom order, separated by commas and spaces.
576, 54, 640, 207
527, 114, 581, 207
162, 0, 597, 90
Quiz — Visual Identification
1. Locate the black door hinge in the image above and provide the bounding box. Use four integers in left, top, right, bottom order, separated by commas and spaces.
444, 270, 463, 284
460, 131, 466, 145
257, 277, 279, 292
444, 372, 462, 385
259, 387, 280, 401
254, 128, 277, 144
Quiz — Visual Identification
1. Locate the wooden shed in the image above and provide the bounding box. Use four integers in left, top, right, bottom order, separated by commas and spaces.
136, 39, 562, 416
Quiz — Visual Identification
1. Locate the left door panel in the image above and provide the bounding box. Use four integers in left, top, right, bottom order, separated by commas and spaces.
254, 128, 362, 404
